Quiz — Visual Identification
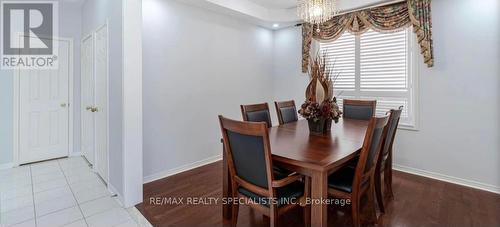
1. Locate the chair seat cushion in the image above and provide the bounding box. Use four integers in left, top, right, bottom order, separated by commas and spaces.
238, 170, 304, 207
328, 166, 355, 193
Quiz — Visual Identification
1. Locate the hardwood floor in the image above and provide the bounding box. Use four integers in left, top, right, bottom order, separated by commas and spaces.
136, 161, 500, 227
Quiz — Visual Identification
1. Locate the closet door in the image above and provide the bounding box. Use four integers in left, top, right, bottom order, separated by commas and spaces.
94, 24, 109, 183
18, 38, 71, 164
81, 35, 95, 165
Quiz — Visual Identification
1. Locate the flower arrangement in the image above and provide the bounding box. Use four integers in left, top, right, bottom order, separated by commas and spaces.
299, 52, 342, 134
298, 98, 341, 123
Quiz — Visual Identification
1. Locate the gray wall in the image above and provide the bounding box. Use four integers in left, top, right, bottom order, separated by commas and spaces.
272, 0, 500, 189
82, 0, 124, 196
142, 0, 275, 180
0, 1, 83, 165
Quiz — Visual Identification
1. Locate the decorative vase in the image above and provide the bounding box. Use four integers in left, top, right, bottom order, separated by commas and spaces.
307, 118, 331, 135
324, 119, 332, 132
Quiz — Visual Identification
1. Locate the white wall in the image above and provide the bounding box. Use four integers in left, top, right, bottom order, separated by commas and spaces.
60, 1, 83, 159
0, 0, 83, 166
393, 0, 500, 191
142, 0, 275, 180
271, 0, 500, 191
82, 0, 124, 196
272, 26, 309, 107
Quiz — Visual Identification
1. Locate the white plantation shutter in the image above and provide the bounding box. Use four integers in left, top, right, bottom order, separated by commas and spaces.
320, 28, 417, 128
361, 97, 409, 118
320, 32, 355, 91
360, 30, 408, 92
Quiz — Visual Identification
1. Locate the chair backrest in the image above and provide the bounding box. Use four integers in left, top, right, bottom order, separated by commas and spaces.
219, 116, 274, 196
274, 100, 298, 125
343, 99, 377, 121
353, 115, 390, 192
378, 106, 403, 170
241, 103, 272, 128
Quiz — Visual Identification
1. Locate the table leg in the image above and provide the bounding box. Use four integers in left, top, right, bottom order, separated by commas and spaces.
311, 171, 328, 227
222, 149, 232, 220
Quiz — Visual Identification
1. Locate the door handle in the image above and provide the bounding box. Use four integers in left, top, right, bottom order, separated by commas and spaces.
91, 107, 99, 113
61, 103, 67, 108
86, 106, 93, 111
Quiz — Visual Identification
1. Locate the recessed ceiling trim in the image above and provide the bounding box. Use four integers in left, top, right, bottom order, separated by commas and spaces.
173, 0, 398, 30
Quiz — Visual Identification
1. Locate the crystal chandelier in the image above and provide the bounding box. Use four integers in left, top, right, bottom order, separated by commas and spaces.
297, 0, 338, 24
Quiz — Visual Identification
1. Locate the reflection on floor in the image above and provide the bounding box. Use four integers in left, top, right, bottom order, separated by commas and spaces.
0, 156, 151, 227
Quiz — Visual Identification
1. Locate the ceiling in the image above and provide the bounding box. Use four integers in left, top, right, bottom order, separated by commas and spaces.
248, 0, 297, 9
61, 0, 86, 6
247, 0, 398, 10
178, 0, 400, 29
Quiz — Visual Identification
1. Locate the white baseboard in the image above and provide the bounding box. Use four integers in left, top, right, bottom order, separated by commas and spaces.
108, 183, 126, 207
0, 162, 14, 170
393, 164, 500, 194
143, 154, 222, 184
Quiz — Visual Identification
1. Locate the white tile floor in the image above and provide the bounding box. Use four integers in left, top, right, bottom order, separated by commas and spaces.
0, 157, 151, 227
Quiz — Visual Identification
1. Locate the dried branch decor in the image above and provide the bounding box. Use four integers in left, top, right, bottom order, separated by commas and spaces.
299, 53, 342, 134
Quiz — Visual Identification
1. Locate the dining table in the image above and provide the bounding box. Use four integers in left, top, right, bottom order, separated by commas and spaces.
222, 118, 369, 227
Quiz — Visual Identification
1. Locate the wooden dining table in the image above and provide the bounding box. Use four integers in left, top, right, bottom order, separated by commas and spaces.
222, 119, 369, 227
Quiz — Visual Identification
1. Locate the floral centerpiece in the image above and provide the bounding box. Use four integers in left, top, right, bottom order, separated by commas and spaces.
298, 53, 342, 134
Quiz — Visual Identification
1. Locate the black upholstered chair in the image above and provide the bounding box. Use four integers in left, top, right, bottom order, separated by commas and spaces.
343, 99, 377, 121
327, 115, 390, 227
218, 116, 310, 227
241, 102, 293, 176
241, 103, 273, 128
274, 100, 298, 125
375, 106, 403, 213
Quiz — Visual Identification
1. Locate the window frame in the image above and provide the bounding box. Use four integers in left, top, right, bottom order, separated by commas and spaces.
319, 28, 420, 130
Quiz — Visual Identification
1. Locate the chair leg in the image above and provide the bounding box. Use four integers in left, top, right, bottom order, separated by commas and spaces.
386, 149, 394, 198
351, 198, 361, 227
385, 164, 394, 198
375, 169, 385, 213
303, 205, 311, 227
367, 183, 378, 225
303, 176, 311, 227
270, 207, 279, 227
231, 200, 239, 227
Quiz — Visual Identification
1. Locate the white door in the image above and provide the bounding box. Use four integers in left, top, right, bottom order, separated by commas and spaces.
19, 38, 71, 164
81, 35, 95, 165
94, 24, 109, 182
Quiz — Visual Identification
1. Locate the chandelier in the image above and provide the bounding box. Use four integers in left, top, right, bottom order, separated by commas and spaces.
297, 0, 338, 24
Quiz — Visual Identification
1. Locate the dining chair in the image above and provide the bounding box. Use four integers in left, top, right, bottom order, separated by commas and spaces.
375, 106, 403, 213
274, 100, 299, 125
241, 103, 273, 128
218, 116, 310, 227
343, 99, 377, 121
327, 115, 390, 227
241, 103, 293, 176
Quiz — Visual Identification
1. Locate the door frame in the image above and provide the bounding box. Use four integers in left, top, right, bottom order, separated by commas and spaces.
12, 36, 75, 166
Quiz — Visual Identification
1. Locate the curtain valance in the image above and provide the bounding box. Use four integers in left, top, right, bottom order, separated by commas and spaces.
302, 0, 433, 73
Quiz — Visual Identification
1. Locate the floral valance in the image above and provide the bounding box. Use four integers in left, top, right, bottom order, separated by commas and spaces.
302, 0, 433, 73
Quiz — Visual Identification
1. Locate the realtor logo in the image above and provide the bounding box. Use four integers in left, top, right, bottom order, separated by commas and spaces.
1, 1, 58, 69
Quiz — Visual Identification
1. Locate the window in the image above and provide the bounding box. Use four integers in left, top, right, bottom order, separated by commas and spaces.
320, 28, 418, 129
